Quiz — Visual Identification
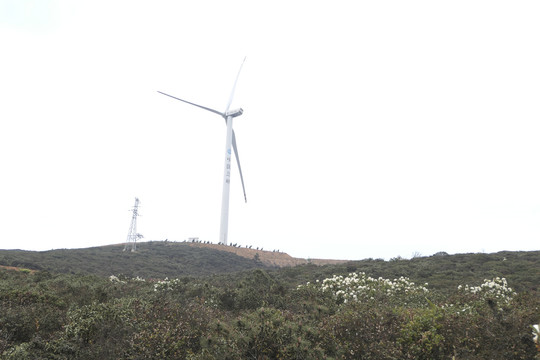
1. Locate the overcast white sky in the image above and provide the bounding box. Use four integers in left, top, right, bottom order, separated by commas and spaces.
1, 1, 539, 260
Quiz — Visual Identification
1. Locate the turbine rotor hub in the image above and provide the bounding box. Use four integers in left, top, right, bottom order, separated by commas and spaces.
225, 108, 243, 118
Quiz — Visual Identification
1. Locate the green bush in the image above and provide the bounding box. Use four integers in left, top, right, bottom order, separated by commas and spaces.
397, 305, 446, 359
317, 301, 402, 359
47, 299, 136, 359
199, 307, 325, 359
1, 252, 538, 359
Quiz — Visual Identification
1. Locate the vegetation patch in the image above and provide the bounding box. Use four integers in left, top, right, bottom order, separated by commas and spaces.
0, 249, 538, 358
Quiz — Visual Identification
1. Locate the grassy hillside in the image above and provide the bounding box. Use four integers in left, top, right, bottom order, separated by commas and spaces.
0, 241, 270, 278
185, 241, 348, 267
0, 246, 538, 358
283, 250, 540, 294
0, 241, 538, 294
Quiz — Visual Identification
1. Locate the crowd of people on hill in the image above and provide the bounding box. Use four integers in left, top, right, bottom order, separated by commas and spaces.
181, 237, 281, 253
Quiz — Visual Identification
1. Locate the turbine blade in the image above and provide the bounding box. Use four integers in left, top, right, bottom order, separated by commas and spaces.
232, 129, 247, 203
157, 91, 224, 117
224, 57, 246, 113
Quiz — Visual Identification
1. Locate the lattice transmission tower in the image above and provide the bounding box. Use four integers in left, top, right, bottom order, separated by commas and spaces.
124, 197, 143, 252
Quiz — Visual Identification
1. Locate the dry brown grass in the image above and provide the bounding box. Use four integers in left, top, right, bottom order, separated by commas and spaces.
0, 265, 36, 273
186, 242, 348, 267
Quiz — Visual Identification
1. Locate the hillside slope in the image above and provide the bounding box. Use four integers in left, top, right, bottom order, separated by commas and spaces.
0, 242, 538, 294
277, 250, 540, 294
0, 241, 271, 278
185, 242, 348, 267
0, 241, 348, 278
0, 247, 538, 359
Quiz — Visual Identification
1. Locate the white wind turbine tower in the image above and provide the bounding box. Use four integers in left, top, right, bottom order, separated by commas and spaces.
158, 58, 247, 246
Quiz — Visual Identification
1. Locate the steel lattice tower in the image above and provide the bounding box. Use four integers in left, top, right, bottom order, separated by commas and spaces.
124, 197, 143, 252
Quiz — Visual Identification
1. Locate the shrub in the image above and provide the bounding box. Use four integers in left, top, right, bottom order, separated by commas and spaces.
47, 298, 136, 359
317, 301, 402, 359
298, 272, 430, 307
129, 299, 216, 359
199, 307, 325, 359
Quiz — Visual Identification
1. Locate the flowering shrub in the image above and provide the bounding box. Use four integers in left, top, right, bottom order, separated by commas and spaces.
298, 272, 429, 305
1, 264, 538, 359
152, 277, 221, 308
457, 277, 516, 306
109, 275, 126, 284
533, 324, 540, 357
109, 275, 145, 283
153, 277, 182, 292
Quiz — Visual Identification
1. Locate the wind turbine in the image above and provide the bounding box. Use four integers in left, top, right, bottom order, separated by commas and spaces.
158, 58, 247, 246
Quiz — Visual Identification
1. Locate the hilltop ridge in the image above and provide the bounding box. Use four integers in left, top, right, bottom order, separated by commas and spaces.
0, 241, 346, 278
185, 241, 348, 267
0, 242, 538, 295
0, 241, 265, 278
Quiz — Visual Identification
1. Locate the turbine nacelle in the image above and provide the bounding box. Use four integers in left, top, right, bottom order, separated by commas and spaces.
224, 108, 243, 118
